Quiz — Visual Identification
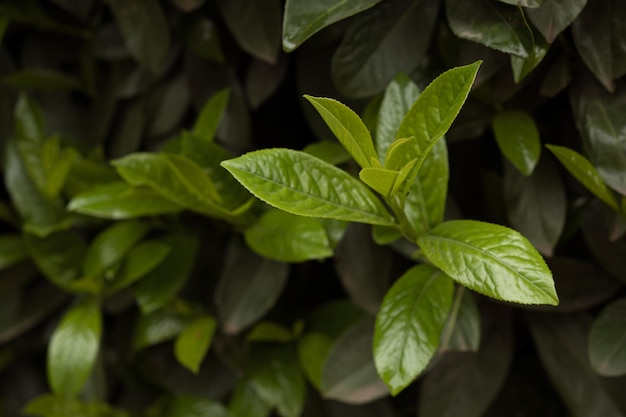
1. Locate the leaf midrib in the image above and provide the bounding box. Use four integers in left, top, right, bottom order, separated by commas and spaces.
423, 234, 555, 303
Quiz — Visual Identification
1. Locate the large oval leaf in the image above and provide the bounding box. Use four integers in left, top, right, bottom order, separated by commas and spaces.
417, 220, 558, 305
373, 264, 454, 395
221, 149, 395, 226
589, 298, 626, 376
47, 299, 102, 398
282, 0, 381, 51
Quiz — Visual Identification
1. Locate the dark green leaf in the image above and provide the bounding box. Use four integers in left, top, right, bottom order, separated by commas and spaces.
221, 149, 395, 226
546, 145, 619, 209
376, 74, 420, 162
165, 395, 229, 417
47, 299, 102, 398
503, 157, 566, 257
134, 233, 199, 313
0, 234, 28, 269
185, 17, 224, 62
108, 0, 171, 73
529, 313, 624, 417
245, 57, 287, 109
582, 201, 626, 282
511, 37, 549, 82
322, 318, 389, 404
334, 223, 391, 314
219, 0, 281, 64
246, 345, 306, 417
215, 237, 288, 334
68, 182, 183, 219
298, 332, 333, 390
14, 93, 44, 142
570, 81, 626, 195
419, 307, 513, 417
229, 380, 272, 417
527, 0, 586, 43
571, 0, 626, 91
418, 220, 558, 305
23, 394, 128, 417
440, 288, 481, 352
282, 0, 381, 51
174, 315, 217, 374
147, 75, 189, 140
304, 95, 379, 169
133, 309, 185, 350
245, 210, 332, 262
373, 265, 454, 395
492, 110, 541, 176
331, 0, 438, 98
192, 89, 230, 143
307, 300, 367, 338
83, 220, 151, 278
589, 298, 626, 376
3, 69, 84, 92
446, 0, 534, 57
106, 240, 171, 295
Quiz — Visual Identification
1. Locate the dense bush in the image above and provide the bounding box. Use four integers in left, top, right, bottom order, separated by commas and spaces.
0, 0, 625, 416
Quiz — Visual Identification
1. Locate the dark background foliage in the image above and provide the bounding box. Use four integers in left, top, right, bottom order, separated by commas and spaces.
0, 0, 626, 416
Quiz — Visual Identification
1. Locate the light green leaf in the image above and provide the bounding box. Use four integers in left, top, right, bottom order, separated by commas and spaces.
446, 0, 534, 57
192, 88, 230, 142
133, 309, 185, 351
228, 380, 272, 417
245, 210, 332, 262
219, 0, 281, 64
106, 240, 171, 295
492, 110, 541, 176
331, 0, 437, 98
384, 137, 417, 170
418, 220, 558, 305
248, 321, 293, 343
68, 182, 183, 219
0, 234, 28, 270
246, 345, 306, 417
589, 298, 626, 376
546, 144, 619, 210
174, 315, 217, 374
373, 265, 454, 395
322, 318, 388, 404
83, 221, 151, 278
282, 0, 381, 51
108, 0, 171, 73
303, 141, 351, 166
396, 61, 480, 197
298, 332, 333, 390
221, 149, 395, 226
40, 138, 78, 198
359, 167, 398, 198
47, 299, 102, 398
511, 37, 549, 82
527, 0, 587, 43
113, 153, 234, 218
304, 96, 379, 169
216, 238, 288, 334
134, 233, 199, 313
440, 288, 481, 352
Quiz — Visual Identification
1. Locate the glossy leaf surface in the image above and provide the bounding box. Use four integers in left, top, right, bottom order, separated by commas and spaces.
527, 0, 587, 43
492, 110, 541, 176
418, 220, 558, 305
589, 298, 626, 376
221, 149, 395, 225
373, 265, 454, 395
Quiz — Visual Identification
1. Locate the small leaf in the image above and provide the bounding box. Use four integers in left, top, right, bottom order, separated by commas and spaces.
282, 0, 381, 51
546, 145, 619, 210
14, 94, 44, 142
440, 288, 481, 352
245, 210, 332, 262
47, 299, 102, 398
83, 220, 151, 278
446, 0, 534, 57
247, 322, 293, 343
133, 309, 185, 351
358, 167, 398, 198
221, 149, 395, 226
219, 0, 281, 64
192, 88, 230, 142
492, 110, 541, 176
304, 96, 379, 169
68, 182, 183, 219
108, 0, 171, 73
589, 298, 626, 376
331, 0, 438, 98
322, 318, 388, 404
134, 233, 199, 313
215, 237, 288, 334
174, 315, 217, 374
511, 36, 549, 83
0, 234, 28, 270
374, 264, 454, 395
418, 220, 558, 305
107, 240, 172, 295
527, 0, 587, 43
